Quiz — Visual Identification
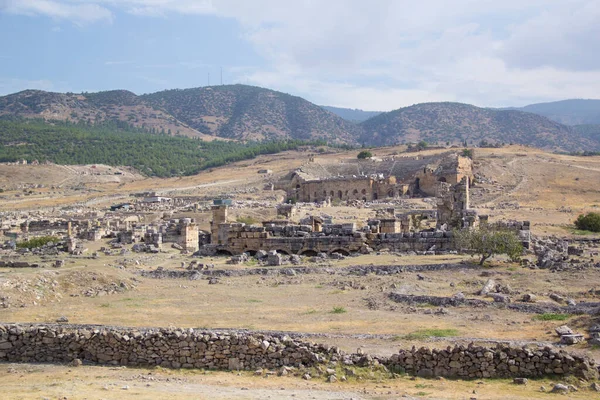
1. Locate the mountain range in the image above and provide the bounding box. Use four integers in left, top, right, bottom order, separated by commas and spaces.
1, 85, 599, 152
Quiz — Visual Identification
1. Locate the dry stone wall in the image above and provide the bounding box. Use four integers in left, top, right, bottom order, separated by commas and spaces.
0, 323, 597, 380
388, 343, 597, 379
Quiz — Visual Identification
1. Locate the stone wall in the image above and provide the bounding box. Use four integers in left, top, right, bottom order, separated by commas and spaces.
0, 323, 597, 380
387, 343, 597, 379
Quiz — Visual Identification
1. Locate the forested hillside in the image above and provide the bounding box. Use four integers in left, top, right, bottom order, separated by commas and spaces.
0, 118, 327, 177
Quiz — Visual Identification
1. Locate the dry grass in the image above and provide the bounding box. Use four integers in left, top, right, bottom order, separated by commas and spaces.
0, 363, 596, 400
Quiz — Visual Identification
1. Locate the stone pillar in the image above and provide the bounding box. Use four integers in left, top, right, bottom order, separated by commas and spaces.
211, 205, 228, 244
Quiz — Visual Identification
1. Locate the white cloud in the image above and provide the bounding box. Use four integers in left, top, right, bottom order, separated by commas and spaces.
2, 0, 600, 108
0, 0, 113, 25
0, 78, 64, 95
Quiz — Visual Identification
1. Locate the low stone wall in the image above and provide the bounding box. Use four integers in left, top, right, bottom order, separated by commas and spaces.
388, 293, 600, 315
369, 231, 454, 253
140, 263, 478, 279
0, 323, 597, 379
0, 324, 330, 370
0, 261, 40, 268
388, 343, 597, 379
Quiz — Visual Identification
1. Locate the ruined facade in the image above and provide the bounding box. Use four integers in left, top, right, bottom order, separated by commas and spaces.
285, 152, 473, 202
205, 175, 530, 256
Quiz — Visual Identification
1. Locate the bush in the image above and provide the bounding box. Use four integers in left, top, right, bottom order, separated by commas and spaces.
357, 150, 372, 159
331, 306, 347, 314
532, 313, 570, 321
574, 212, 600, 232
16, 236, 60, 249
461, 148, 473, 159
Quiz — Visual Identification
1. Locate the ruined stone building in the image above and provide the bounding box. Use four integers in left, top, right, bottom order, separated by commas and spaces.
284, 152, 473, 202
203, 177, 530, 257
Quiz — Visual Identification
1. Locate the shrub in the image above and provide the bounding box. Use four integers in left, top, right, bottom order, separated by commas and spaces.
574, 212, 600, 232
331, 306, 347, 314
357, 150, 372, 159
461, 148, 474, 159
16, 236, 60, 249
532, 313, 570, 321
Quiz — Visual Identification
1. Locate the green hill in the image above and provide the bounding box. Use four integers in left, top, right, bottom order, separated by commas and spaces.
359, 102, 600, 151
141, 85, 362, 144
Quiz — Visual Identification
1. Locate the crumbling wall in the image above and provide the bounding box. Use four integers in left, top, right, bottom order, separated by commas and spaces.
0, 323, 596, 379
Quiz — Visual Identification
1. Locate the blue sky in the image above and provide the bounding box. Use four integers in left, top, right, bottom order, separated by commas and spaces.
1, 0, 599, 110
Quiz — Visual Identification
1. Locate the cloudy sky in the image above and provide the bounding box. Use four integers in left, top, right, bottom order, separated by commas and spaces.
0, 0, 599, 110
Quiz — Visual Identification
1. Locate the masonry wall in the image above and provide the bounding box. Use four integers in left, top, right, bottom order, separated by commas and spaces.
294, 177, 402, 202
0, 324, 596, 379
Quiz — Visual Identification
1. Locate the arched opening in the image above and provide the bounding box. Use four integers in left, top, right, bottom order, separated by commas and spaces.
361, 189, 367, 195
296, 184, 301, 189
273, 249, 290, 255
438, 177, 447, 182
323, 190, 327, 197
216, 249, 233, 256
307, 194, 311, 202
330, 190, 334, 197
338, 190, 343, 199
353, 189, 359, 197
373, 192, 378, 200
415, 178, 420, 190
246, 250, 258, 256
388, 189, 394, 198
300, 249, 319, 256
330, 249, 350, 256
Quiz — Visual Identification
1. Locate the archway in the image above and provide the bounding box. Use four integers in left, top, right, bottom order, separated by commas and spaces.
216, 249, 233, 256
438, 177, 447, 182
273, 249, 290, 255
373, 192, 378, 200
388, 189, 394, 198
338, 190, 343, 199
330, 249, 350, 256
300, 249, 319, 257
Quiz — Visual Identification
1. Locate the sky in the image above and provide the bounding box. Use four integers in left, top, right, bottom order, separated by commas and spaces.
0, 0, 599, 111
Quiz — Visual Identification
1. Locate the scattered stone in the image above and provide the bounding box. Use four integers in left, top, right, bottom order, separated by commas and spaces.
513, 377, 528, 385
70, 358, 82, 367
56, 316, 69, 323
555, 325, 573, 336
550, 383, 569, 394
479, 279, 496, 296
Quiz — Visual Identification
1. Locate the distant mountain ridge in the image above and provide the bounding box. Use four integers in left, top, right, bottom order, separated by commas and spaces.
359, 102, 599, 151
504, 99, 600, 126
0, 85, 360, 145
319, 106, 382, 122
1, 86, 599, 151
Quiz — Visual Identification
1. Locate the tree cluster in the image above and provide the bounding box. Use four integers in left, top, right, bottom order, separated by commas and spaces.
0, 118, 327, 178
